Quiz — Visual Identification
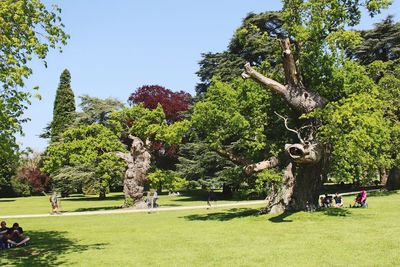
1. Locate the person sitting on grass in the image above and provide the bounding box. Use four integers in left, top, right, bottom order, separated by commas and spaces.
333, 192, 343, 208
353, 190, 367, 208
6, 223, 30, 247
0, 221, 9, 249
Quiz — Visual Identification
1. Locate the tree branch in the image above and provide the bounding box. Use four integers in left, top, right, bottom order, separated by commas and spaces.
243, 157, 280, 175
242, 62, 287, 97
280, 38, 301, 86
274, 111, 305, 143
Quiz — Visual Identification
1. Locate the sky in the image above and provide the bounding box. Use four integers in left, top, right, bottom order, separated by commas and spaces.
19, 0, 400, 152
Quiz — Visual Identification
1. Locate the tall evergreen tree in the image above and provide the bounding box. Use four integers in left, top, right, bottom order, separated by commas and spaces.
51, 69, 76, 142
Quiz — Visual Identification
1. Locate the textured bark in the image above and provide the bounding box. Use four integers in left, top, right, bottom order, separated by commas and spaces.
117, 135, 151, 208
242, 39, 327, 114
265, 160, 326, 213
242, 38, 329, 213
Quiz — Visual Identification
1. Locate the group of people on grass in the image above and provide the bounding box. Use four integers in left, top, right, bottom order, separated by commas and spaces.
0, 221, 30, 249
319, 190, 368, 209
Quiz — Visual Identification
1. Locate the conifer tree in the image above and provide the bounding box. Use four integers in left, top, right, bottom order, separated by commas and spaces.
51, 69, 76, 142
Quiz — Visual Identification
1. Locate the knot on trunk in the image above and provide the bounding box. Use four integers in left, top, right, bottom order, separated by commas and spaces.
285, 143, 321, 164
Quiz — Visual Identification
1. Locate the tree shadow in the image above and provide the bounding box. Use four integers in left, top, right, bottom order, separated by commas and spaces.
0, 199, 15, 202
62, 194, 124, 202
74, 206, 122, 212
268, 211, 295, 223
321, 207, 351, 217
0, 230, 106, 266
182, 208, 260, 221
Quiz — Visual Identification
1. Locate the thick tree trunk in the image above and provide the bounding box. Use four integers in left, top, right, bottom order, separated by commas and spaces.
265, 159, 327, 213
241, 38, 330, 213
387, 167, 400, 190
116, 135, 151, 208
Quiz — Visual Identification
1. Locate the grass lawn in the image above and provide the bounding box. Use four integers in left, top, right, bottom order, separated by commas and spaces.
1, 191, 399, 266
0, 190, 249, 216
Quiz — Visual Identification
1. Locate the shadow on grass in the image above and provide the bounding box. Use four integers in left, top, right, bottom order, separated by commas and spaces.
74, 206, 122, 212
268, 211, 295, 223
0, 230, 106, 267
321, 207, 351, 217
62, 194, 124, 202
182, 208, 260, 221
0, 199, 15, 202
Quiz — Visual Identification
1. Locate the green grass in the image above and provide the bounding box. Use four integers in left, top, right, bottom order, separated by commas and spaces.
0, 191, 247, 216
1, 191, 400, 266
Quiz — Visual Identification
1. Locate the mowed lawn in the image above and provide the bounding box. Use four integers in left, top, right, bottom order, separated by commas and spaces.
1, 191, 399, 266
0, 191, 244, 216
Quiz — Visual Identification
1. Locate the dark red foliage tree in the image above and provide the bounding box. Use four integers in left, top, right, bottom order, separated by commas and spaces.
17, 167, 51, 193
128, 85, 192, 122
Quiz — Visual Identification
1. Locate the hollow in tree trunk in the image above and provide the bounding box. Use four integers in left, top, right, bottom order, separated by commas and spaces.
240, 38, 329, 213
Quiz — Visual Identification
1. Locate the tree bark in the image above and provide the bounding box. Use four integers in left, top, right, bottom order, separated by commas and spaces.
242, 38, 329, 213
387, 167, 400, 190
116, 135, 151, 208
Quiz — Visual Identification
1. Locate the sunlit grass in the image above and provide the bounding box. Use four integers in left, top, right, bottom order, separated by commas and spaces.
0, 190, 251, 216
0, 191, 399, 266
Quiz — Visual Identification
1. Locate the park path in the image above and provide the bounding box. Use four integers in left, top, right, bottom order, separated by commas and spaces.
1, 200, 266, 219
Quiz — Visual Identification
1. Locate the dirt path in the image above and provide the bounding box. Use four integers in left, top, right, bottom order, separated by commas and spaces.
1, 200, 266, 219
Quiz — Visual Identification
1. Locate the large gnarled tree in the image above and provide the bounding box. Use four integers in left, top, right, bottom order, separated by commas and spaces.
192, 0, 395, 213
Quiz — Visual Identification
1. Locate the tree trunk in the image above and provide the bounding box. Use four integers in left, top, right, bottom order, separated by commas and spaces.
387, 167, 400, 190
116, 135, 151, 208
380, 168, 389, 187
241, 38, 330, 213
99, 190, 106, 200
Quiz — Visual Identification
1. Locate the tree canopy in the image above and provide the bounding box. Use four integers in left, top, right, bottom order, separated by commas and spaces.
0, 0, 68, 182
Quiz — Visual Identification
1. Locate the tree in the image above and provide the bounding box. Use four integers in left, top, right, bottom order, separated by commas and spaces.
42, 124, 126, 198
196, 12, 283, 94
50, 69, 76, 142
349, 16, 400, 65
15, 152, 50, 194
0, 0, 68, 175
128, 85, 193, 171
75, 95, 124, 126
110, 104, 190, 207
128, 85, 192, 123
192, 0, 394, 213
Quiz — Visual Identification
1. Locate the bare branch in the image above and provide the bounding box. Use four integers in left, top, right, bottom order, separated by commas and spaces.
280, 38, 301, 86
274, 111, 305, 143
244, 157, 279, 175
242, 63, 287, 96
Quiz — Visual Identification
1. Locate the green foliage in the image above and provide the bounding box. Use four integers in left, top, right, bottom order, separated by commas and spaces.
309, 93, 394, 182
50, 69, 76, 142
147, 169, 188, 192
196, 12, 283, 94
175, 142, 237, 189
75, 95, 124, 126
0, 0, 68, 163
43, 124, 126, 197
349, 16, 400, 64
10, 175, 31, 197
110, 104, 190, 145
192, 78, 289, 161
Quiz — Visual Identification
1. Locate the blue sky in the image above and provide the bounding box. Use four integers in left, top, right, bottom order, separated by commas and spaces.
20, 0, 400, 151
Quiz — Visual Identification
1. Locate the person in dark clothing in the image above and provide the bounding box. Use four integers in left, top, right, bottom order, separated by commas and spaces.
333, 192, 343, 207
7, 223, 30, 247
0, 221, 9, 249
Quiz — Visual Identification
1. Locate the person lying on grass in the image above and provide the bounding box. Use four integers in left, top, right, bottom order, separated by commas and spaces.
6, 223, 30, 247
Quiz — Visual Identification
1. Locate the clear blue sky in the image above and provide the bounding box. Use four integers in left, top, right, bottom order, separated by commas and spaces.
20, 0, 400, 151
